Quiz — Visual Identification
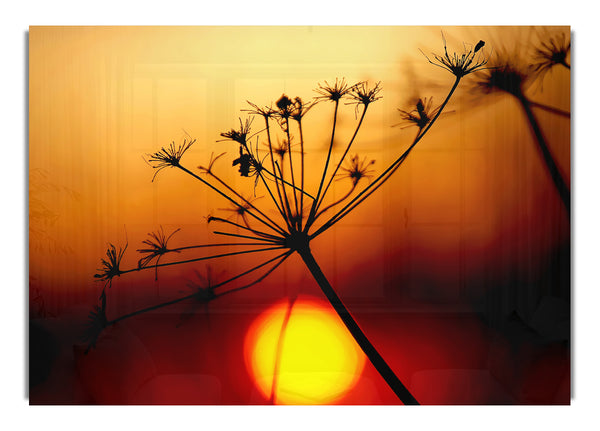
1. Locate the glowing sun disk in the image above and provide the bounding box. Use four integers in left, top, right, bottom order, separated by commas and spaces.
244, 297, 366, 405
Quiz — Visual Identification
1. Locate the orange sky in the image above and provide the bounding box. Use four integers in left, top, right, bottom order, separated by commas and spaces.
29, 26, 570, 313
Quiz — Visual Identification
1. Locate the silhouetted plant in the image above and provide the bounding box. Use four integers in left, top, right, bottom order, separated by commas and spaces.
395, 97, 441, 131
85, 35, 490, 405
93, 243, 127, 289
533, 32, 571, 78
137, 226, 181, 279
474, 36, 571, 219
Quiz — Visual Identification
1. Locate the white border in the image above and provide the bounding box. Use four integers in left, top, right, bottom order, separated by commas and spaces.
4, 2, 599, 430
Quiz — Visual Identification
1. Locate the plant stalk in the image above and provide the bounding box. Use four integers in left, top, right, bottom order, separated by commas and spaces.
518, 96, 570, 220
297, 246, 419, 405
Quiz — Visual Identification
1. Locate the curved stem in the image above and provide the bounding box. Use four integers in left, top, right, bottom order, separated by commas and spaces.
297, 246, 419, 405
314, 183, 357, 219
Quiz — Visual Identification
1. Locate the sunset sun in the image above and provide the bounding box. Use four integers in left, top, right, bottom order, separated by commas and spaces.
244, 297, 366, 404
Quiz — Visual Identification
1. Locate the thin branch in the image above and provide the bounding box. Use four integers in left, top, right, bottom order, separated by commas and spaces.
297, 119, 306, 231
171, 242, 277, 252
208, 216, 283, 241
176, 164, 286, 236
206, 171, 288, 237
212, 231, 283, 243
529, 101, 570, 118
314, 183, 357, 219
313, 104, 368, 217
258, 173, 290, 231
274, 161, 295, 228
119, 246, 285, 276
216, 250, 293, 298
284, 118, 300, 229
304, 99, 340, 233
107, 250, 292, 326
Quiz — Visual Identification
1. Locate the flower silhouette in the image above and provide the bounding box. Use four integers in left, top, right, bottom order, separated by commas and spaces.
339, 155, 376, 187
421, 34, 487, 78
94, 243, 127, 289
147, 139, 195, 181
137, 226, 182, 280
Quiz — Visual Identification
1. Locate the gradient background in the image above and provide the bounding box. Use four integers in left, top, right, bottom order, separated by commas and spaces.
28, 26, 570, 404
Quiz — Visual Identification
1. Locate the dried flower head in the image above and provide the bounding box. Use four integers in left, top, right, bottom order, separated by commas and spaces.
94, 243, 127, 288
396, 97, 441, 131
147, 139, 196, 181
422, 34, 487, 78
339, 155, 376, 186
349, 81, 383, 107
232, 146, 253, 177
245, 101, 276, 119
220, 118, 254, 146
232, 143, 266, 181
137, 226, 181, 279
476, 61, 529, 97
533, 33, 571, 79
291, 97, 314, 122
276, 95, 294, 116
314, 78, 356, 102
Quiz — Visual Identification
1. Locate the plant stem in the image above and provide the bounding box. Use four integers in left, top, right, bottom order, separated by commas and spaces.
314, 104, 368, 216
305, 99, 340, 233
297, 119, 306, 230
529, 101, 570, 118
518, 96, 571, 220
297, 246, 419, 405
315, 183, 357, 219
285, 118, 300, 228
120, 246, 284, 276
262, 167, 315, 200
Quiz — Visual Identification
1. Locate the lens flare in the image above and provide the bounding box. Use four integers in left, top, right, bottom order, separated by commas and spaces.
244, 297, 366, 404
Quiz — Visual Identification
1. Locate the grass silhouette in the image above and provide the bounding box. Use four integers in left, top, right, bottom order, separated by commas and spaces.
84, 35, 489, 405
